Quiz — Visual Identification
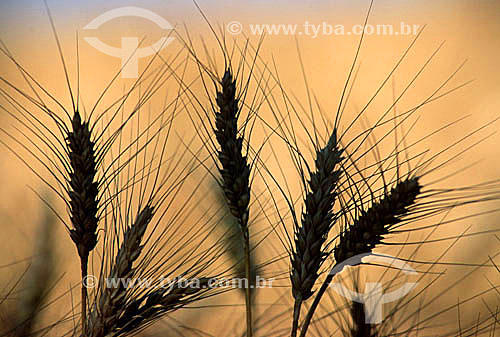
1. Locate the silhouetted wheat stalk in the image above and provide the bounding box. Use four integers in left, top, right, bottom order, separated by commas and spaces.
215, 179, 258, 300
87, 206, 153, 336
66, 109, 100, 333
290, 129, 343, 337
299, 177, 421, 337
214, 68, 254, 337
251, 2, 500, 333
350, 301, 376, 337
171, 20, 270, 335
0, 5, 226, 333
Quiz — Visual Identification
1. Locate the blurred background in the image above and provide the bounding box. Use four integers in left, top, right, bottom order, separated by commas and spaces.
0, 0, 499, 335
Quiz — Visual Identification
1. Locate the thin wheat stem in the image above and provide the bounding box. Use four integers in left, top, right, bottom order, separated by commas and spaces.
81, 259, 88, 336
291, 297, 302, 337
244, 232, 253, 337
298, 270, 332, 337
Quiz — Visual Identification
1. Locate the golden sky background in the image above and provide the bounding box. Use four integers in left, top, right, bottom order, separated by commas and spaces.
0, 0, 499, 335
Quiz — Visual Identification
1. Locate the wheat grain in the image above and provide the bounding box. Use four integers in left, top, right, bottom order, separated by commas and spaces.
67, 110, 99, 261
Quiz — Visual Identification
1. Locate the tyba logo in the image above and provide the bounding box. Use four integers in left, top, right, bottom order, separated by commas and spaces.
329, 253, 418, 324
83, 6, 174, 78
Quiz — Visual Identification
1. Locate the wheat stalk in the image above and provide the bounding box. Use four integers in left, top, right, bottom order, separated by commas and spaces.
214, 68, 254, 337
298, 176, 422, 337
66, 110, 100, 334
290, 129, 344, 337
87, 206, 153, 337
2, 3, 500, 335
216, 180, 258, 300
350, 301, 377, 337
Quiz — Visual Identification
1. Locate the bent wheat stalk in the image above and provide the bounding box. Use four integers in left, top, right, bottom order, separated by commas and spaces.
298, 177, 422, 337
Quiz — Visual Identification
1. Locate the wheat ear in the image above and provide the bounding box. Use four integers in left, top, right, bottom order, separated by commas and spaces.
290, 130, 343, 337
87, 205, 153, 337
214, 69, 253, 337
298, 177, 421, 337
66, 110, 99, 335
111, 277, 211, 335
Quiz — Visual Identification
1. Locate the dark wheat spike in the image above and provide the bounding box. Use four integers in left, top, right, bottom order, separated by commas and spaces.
67, 110, 99, 262
214, 69, 251, 233
291, 130, 344, 302
88, 206, 154, 337
334, 177, 422, 264
214, 69, 254, 336
113, 277, 211, 335
299, 177, 422, 337
66, 110, 99, 334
